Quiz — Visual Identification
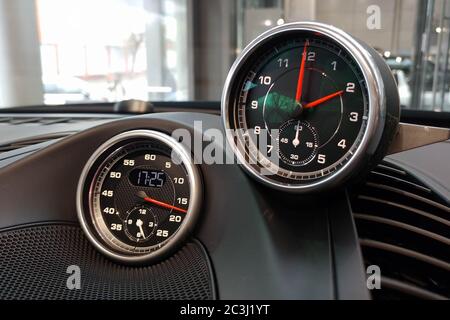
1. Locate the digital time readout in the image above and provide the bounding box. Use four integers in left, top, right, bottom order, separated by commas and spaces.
129, 169, 166, 188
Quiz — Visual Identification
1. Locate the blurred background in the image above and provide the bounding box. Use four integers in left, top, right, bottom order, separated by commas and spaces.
0, 0, 449, 111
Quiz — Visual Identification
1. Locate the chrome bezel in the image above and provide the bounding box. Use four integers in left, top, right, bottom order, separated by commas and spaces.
76, 130, 202, 264
221, 21, 385, 192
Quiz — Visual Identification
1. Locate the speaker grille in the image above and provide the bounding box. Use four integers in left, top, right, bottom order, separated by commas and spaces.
0, 224, 214, 300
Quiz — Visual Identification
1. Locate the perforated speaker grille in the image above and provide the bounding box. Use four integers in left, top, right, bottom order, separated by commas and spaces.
0, 224, 214, 300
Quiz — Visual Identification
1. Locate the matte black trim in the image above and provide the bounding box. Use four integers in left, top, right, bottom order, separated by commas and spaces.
328, 190, 371, 300
401, 109, 450, 128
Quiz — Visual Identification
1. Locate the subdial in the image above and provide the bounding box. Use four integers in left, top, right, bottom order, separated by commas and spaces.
261, 68, 343, 147
278, 120, 319, 166
124, 206, 157, 243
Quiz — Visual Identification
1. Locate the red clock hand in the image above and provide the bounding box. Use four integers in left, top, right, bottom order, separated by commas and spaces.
304, 90, 344, 109
295, 40, 309, 103
143, 196, 187, 214
137, 191, 187, 213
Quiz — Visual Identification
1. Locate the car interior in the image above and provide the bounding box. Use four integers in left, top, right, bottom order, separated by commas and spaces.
0, 0, 449, 302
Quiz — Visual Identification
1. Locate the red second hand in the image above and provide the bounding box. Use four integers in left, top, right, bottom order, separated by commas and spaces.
295, 40, 309, 103
143, 196, 187, 214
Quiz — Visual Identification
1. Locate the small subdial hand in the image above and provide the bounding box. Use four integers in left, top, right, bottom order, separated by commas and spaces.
136, 219, 146, 239
292, 121, 301, 148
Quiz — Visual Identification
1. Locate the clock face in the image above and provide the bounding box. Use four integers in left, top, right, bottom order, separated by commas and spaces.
77, 130, 202, 264
237, 36, 368, 180
222, 23, 391, 192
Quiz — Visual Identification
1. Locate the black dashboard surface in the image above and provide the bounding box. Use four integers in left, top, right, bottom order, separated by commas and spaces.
0, 111, 448, 299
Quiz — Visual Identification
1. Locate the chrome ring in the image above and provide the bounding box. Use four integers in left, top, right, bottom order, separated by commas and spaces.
76, 130, 202, 264
221, 21, 386, 192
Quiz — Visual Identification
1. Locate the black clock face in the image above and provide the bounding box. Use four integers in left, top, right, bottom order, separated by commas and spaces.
228, 32, 370, 185
92, 141, 191, 250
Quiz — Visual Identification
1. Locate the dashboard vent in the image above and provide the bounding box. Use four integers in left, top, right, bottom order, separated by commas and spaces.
349, 160, 450, 300
0, 133, 69, 154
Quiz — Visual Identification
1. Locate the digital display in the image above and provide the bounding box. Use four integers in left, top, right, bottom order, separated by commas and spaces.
129, 169, 166, 188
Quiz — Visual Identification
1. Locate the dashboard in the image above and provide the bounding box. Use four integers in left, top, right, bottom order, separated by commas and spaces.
0, 22, 449, 300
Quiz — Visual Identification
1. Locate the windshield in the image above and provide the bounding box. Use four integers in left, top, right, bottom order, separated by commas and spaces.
0, 0, 449, 112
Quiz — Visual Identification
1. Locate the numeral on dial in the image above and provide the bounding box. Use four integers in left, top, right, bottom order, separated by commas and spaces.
278, 58, 288, 68
144, 154, 156, 161
169, 215, 182, 223
123, 159, 135, 166
349, 112, 359, 122
102, 190, 113, 197
111, 223, 122, 231
156, 229, 169, 237
331, 61, 337, 71
110, 172, 121, 179
346, 82, 355, 93
338, 139, 347, 149
258, 76, 271, 85
318, 154, 326, 164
